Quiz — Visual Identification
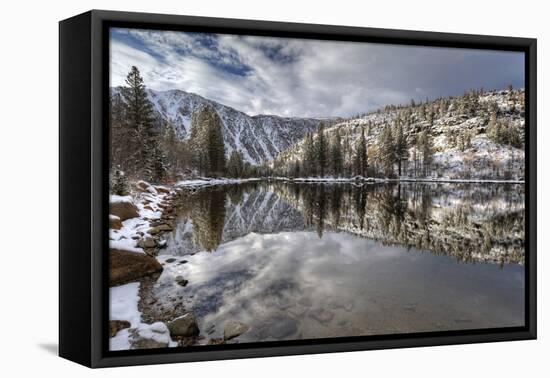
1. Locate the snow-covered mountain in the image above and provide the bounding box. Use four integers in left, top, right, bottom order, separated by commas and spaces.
113, 88, 328, 165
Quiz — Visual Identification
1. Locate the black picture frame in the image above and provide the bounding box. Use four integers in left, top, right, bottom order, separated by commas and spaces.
59, 9, 537, 368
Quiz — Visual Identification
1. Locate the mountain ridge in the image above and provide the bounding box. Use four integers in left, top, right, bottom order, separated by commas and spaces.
111, 87, 331, 165
274, 88, 526, 180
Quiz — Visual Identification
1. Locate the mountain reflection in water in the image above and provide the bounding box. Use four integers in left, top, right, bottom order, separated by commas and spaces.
165, 182, 524, 265
142, 182, 525, 342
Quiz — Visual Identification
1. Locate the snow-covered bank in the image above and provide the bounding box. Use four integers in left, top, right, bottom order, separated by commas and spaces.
176, 177, 261, 189
274, 176, 525, 184
109, 181, 176, 255
110, 282, 177, 350
176, 176, 525, 187
109, 180, 185, 350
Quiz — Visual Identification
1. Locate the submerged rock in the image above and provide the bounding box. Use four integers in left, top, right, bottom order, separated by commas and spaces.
267, 316, 297, 339
137, 237, 156, 249
175, 276, 188, 286
309, 308, 334, 323
223, 320, 250, 340
168, 313, 200, 337
109, 320, 130, 337
109, 249, 163, 286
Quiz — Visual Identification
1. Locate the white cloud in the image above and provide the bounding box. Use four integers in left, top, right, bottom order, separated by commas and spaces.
110, 28, 524, 118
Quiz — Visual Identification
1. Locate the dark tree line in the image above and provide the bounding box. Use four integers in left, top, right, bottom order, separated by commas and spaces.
275, 120, 433, 179
283, 123, 369, 178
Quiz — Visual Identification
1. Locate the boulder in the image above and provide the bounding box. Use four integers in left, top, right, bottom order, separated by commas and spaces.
137, 237, 156, 249
148, 224, 172, 235
129, 322, 172, 349
155, 186, 171, 194
110, 249, 163, 286
135, 180, 157, 194
148, 227, 161, 235
223, 320, 250, 340
136, 181, 150, 191
110, 196, 139, 221
157, 224, 173, 232
168, 313, 199, 337
110, 320, 131, 337
109, 215, 123, 230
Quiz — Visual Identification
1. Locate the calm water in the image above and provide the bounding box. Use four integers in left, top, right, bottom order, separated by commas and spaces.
140, 181, 525, 343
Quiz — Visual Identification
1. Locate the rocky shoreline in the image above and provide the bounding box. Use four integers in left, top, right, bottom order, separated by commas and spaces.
109, 179, 251, 350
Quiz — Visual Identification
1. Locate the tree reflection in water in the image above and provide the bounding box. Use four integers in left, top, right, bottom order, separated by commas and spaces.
169, 181, 524, 265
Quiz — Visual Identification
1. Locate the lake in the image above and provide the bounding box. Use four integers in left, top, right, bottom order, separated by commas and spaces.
138, 181, 525, 343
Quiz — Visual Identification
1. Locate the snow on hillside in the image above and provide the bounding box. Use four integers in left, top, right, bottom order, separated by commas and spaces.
275, 89, 525, 180
112, 87, 328, 165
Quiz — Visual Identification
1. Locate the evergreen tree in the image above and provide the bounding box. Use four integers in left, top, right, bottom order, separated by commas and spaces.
341, 132, 353, 177
190, 105, 226, 176
378, 124, 395, 177
111, 167, 130, 196
353, 126, 368, 177
418, 129, 434, 177
208, 109, 226, 176
109, 93, 129, 171
144, 139, 168, 183
302, 132, 316, 176
315, 123, 328, 177
394, 122, 408, 176
227, 150, 245, 178
330, 129, 344, 176
162, 121, 190, 178
121, 66, 156, 175
291, 160, 301, 178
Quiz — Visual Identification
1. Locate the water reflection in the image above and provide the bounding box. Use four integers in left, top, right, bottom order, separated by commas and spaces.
165, 182, 525, 265
144, 182, 525, 343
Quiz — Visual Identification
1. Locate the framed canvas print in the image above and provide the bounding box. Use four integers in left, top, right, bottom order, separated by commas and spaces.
59, 10, 537, 368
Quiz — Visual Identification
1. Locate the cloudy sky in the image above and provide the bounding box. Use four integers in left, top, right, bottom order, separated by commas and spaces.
110, 27, 524, 118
